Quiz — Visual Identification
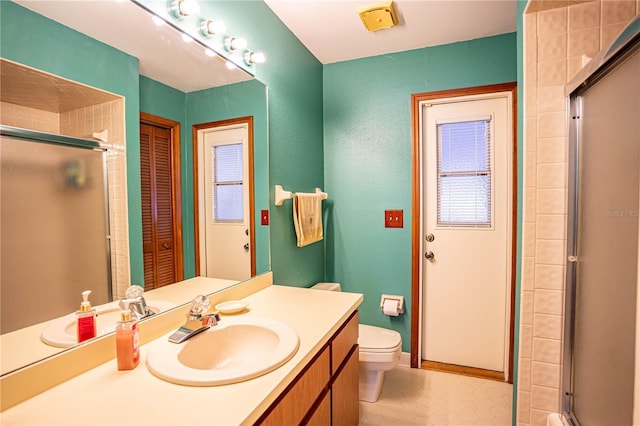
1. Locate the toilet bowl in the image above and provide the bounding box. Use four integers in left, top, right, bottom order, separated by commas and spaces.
311, 283, 402, 402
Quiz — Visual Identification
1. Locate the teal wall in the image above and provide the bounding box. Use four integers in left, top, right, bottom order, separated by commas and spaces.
323, 33, 518, 352
195, 1, 325, 286
0, 1, 144, 285
185, 80, 270, 276
139, 77, 269, 278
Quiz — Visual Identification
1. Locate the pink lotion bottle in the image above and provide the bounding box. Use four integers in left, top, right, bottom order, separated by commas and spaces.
116, 301, 140, 370
76, 290, 97, 343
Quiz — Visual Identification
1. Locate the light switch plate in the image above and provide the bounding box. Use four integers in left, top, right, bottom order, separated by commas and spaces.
261, 209, 269, 225
385, 209, 403, 228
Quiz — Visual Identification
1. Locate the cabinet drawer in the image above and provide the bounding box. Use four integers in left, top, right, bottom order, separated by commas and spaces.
331, 311, 359, 374
258, 347, 330, 426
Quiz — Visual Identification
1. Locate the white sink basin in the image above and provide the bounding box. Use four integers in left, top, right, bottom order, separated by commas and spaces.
146, 316, 299, 386
41, 300, 174, 348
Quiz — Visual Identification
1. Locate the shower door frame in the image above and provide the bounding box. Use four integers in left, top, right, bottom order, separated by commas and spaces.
563, 27, 640, 426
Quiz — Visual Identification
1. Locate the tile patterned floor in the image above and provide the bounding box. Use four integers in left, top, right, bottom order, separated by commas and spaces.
359, 367, 513, 425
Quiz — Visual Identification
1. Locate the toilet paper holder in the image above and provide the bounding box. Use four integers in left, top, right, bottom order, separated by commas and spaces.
380, 294, 404, 315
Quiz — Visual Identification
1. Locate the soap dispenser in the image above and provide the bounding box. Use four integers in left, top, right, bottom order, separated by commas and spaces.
115, 300, 140, 370
76, 290, 97, 343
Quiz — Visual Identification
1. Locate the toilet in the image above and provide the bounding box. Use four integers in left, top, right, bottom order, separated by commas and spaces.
311, 283, 402, 402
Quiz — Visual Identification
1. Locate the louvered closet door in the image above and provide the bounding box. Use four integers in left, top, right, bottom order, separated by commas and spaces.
140, 123, 177, 290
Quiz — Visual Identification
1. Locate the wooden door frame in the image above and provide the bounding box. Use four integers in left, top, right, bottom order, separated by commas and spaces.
410, 82, 518, 382
192, 116, 256, 277
139, 111, 184, 284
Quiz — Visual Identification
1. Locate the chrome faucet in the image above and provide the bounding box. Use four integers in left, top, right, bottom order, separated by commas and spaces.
119, 296, 156, 321
168, 295, 220, 344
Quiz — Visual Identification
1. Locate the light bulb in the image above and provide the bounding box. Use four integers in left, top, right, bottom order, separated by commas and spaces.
181, 33, 193, 43
224, 36, 247, 51
244, 51, 266, 65
200, 19, 226, 36
169, 0, 200, 18
205, 48, 216, 58
225, 61, 237, 70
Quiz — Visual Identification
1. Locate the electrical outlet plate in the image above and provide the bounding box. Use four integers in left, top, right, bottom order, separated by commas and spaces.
385, 209, 403, 228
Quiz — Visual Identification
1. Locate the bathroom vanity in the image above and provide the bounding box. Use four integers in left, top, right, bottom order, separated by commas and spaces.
0, 273, 363, 425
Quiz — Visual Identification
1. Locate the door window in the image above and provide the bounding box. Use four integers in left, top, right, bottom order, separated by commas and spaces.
212, 143, 243, 223
436, 118, 493, 227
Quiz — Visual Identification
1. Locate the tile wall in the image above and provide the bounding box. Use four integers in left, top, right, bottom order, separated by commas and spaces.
518, 1, 639, 424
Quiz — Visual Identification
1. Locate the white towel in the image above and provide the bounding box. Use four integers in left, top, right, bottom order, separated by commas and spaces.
293, 192, 323, 247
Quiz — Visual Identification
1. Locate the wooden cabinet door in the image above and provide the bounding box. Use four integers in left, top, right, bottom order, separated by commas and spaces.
331, 346, 359, 426
140, 120, 182, 290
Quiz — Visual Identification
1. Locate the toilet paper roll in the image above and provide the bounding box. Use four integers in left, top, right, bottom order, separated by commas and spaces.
382, 299, 400, 316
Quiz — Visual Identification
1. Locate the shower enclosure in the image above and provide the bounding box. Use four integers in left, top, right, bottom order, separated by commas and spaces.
563, 16, 640, 426
1, 126, 111, 334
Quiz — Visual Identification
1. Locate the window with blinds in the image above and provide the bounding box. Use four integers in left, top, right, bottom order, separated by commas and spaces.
436, 118, 492, 227
212, 143, 244, 223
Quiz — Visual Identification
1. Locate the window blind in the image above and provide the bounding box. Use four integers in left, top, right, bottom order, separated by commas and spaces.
436, 118, 492, 227
212, 143, 243, 222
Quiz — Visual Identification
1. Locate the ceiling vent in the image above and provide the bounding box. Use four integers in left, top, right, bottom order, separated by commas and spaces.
358, 1, 398, 33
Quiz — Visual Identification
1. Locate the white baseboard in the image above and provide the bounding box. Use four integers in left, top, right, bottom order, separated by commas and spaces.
398, 351, 411, 368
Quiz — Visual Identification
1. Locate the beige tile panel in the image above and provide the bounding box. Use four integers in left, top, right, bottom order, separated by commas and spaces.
536, 214, 567, 240
537, 7, 569, 35
517, 390, 532, 424
522, 290, 535, 325
535, 238, 566, 265
601, 22, 629, 46
538, 34, 568, 61
535, 264, 566, 290
569, 1, 601, 30
531, 361, 561, 388
538, 111, 567, 138
520, 324, 534, 359
531, 408, 555, 426
536, 85, 566, 113
601, 0, 637, 26
523, 256, 537, 290
533, 289, 564, 315
533, 337, 563, 364
537, 163, 567, 189
526, 153, 538, 187
519, 358, 532, 390
524, 224, 537, 256
533, 313, 563, 339
526, 117, 538, 151
531, 385, 561, 412
568, 27, 601, 58
537, 59, 568, 86
526, 84, 539, 117
525, 187, 538, 220
536, 188, 567, 215
537, 138, 567, 164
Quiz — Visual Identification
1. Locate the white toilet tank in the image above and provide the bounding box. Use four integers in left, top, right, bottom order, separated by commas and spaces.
311, 282, 341, 292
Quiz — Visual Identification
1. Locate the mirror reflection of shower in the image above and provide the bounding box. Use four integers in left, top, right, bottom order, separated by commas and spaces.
1, 128, 112, 334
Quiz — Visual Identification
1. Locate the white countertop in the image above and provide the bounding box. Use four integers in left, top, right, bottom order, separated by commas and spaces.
0, 284, 362, 425
0, 277, 238, 376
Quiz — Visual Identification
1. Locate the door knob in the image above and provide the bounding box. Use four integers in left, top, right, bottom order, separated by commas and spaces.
426, 233, 435, 242
425, 251, 435, 261
162, 243, 170, 249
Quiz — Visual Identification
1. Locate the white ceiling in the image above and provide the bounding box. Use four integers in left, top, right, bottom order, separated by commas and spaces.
264, 0, 517, 64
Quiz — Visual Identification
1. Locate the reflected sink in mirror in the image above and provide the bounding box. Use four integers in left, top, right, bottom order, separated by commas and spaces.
41, 300, 174, 348
147, 316, 299, 386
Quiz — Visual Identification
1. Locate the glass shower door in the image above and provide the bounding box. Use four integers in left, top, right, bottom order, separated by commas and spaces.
565, 44, 639, 426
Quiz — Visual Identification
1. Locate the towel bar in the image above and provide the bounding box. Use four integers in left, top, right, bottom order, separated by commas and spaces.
274, 185, 328, 206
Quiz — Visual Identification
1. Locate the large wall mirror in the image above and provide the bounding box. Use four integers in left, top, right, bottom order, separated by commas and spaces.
0, 0, 269, 376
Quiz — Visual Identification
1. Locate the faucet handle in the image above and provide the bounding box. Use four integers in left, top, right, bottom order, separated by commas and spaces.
188, 295, 211, 318
202, 311, 220, 326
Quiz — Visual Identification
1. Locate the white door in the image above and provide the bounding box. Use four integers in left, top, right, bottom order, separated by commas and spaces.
198, 125, 251, 280
421, 94, 512, 373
